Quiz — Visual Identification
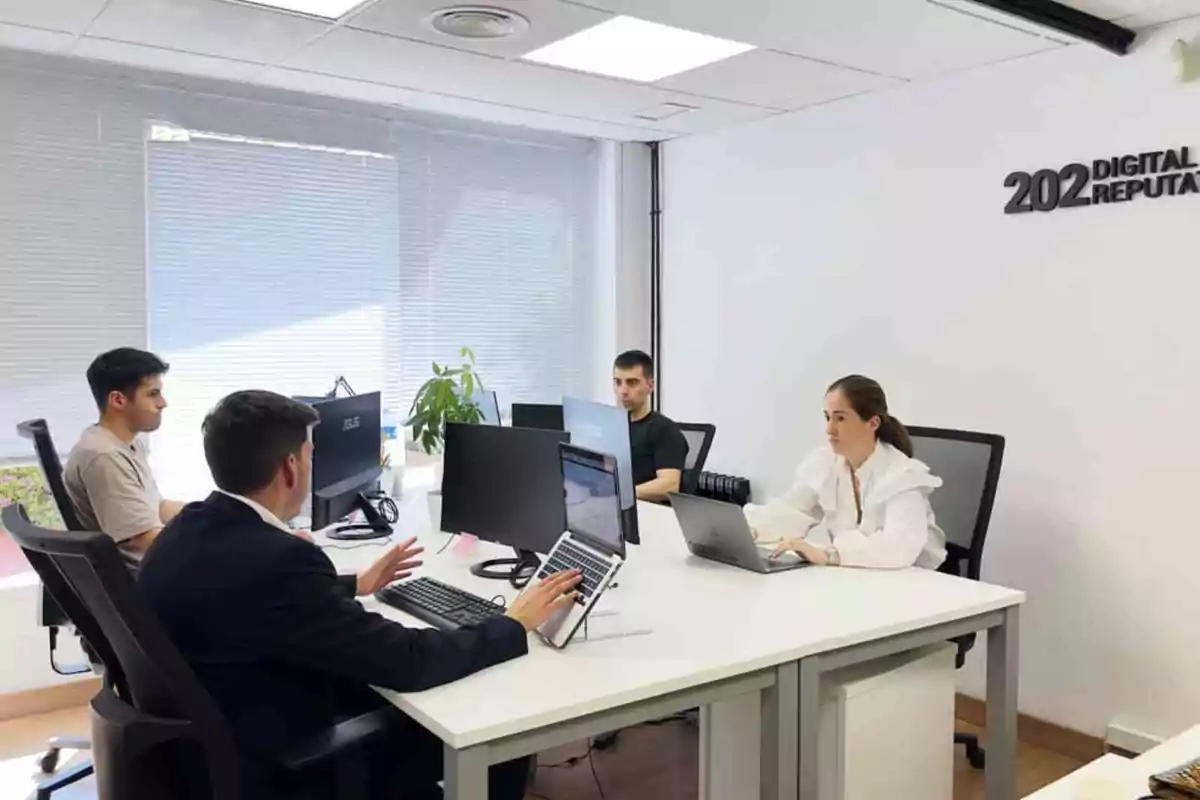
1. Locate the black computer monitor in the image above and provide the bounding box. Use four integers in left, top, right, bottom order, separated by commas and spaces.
562, 397, 640, 544
511, 402, 564, 431
310, 391, 390, 540
440, 422, 568, 580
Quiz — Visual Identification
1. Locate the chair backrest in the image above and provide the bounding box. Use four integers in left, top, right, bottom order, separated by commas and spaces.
906, 427, 1005, 582
16, 419, 82, 531
1, 503, 239, 799
677, 423, 716, 495
17, 419, 82, 629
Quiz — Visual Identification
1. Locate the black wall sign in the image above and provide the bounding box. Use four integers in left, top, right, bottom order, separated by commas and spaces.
1004, 146, 1200, 214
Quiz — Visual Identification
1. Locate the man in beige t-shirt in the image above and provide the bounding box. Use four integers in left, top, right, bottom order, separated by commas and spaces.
64, 348, 185, 562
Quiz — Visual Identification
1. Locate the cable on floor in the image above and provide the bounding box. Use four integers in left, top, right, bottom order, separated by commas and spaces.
586, 740, 607, 800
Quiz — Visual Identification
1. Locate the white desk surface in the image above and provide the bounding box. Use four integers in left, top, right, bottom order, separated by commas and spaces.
320, 492, 1025, 751
1024, 725, 1200, 799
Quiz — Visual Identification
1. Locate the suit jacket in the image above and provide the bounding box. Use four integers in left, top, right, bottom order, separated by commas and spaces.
137, 492, 527, 789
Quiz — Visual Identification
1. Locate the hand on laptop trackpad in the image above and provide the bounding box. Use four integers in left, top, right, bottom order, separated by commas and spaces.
763, 549, 802, 565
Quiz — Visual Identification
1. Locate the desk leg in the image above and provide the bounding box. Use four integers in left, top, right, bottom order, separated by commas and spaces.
444, 743, 488, 800
761, 661, 798, 800
986, 605, 1019, 800
796, 657, 820, 800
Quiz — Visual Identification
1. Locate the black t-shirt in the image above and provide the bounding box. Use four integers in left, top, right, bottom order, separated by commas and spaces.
629, 411, 689, 486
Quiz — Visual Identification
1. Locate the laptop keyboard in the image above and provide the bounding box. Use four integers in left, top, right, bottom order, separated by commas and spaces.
538, 538, 611, 603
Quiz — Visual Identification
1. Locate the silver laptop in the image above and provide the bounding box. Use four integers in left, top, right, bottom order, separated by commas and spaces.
533, 443, 625, 649
668, 493, 809, 574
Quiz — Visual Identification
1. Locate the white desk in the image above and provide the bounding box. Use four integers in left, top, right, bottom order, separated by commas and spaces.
321, 493, 1024, 800
1024, 725, 1200, 799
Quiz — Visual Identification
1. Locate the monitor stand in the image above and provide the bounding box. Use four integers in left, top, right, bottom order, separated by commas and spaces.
470, 548, 540, 582
326, 493, 393, 540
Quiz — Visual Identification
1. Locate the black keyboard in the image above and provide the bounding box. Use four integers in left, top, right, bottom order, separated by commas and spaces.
376, 577, 504, 630
537, 538, 613, 603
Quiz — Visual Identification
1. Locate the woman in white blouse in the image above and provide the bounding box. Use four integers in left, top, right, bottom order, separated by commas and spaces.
747, 375, 945, 570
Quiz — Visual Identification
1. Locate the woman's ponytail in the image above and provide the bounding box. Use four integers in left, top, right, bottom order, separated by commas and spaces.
877, 414, 913, 458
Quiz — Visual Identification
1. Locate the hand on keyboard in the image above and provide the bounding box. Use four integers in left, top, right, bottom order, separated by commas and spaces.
506, 570, 582, 632
354, 536, 426, 597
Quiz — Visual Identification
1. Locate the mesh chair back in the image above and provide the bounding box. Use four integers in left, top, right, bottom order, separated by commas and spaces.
677, 423, 716, 495
16, 419, 80, 531
906, 427, 1004, 581
17, 419, 82, 628
1, 503, 239, 800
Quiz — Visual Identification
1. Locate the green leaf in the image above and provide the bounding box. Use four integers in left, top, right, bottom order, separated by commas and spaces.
405, 346, 488, 452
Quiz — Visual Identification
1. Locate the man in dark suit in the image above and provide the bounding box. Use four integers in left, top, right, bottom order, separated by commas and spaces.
138, 390, 579, 799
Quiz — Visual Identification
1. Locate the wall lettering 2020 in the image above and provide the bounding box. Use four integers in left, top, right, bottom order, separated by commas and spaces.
1004, 147, 1199, 214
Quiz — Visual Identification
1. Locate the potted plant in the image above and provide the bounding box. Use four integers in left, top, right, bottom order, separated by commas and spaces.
405, 347, 487, 455
405, 347, 486, 534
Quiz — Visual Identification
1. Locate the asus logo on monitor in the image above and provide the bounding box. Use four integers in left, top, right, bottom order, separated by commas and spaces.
342, 416, 361, 432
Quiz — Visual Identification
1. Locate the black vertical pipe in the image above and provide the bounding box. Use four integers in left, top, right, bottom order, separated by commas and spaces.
649, 141, 662, 413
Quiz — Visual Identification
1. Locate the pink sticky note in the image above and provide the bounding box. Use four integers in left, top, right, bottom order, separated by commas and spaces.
452, 533, 478, 556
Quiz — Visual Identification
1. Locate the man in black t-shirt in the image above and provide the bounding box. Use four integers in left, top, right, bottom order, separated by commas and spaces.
613, 350, 688, 503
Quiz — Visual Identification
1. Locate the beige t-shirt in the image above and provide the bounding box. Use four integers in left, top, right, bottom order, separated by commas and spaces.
63, 424, 163, 562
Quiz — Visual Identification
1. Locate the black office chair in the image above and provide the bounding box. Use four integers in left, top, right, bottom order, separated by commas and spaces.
16, 418, 96, 796
907, 426, 1005, 770
677, 423, 716, 495
2, 502, 395, 800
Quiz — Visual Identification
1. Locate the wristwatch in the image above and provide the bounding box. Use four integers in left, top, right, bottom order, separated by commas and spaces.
824, 546, 841, 566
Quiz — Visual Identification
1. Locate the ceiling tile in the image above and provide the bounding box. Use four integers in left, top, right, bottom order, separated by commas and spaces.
581, 0, 1060, 79
348, 0, 612, 58
0, 0, 109, 35
87, 0, 330, 64
282, 26, 772, 133
72, 36, 267, 81
261, 65, 676, 139
0, 22, 78, 52
1059, 0, 1200, 26
657, 48, 902, 110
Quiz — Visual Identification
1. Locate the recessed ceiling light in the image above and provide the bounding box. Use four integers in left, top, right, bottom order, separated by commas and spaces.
426, 6, 530, 40
236, 0, 368, 21
522, 15, 755, 82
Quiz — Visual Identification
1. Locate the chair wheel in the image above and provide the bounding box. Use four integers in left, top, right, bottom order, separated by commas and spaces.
593, 731, 620, 751
968, 748, 986, 770
39, 749, 60, 774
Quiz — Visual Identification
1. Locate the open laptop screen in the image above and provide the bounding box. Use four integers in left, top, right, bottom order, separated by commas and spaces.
561, 444, 625, 557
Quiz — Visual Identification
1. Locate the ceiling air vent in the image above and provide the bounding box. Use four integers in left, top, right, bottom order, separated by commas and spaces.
426, 6, 530, 40
632, 102, 698, 122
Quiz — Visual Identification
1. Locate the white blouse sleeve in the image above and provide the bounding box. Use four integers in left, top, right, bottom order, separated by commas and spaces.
743, 449, 830, 542
832, 488, 930, 569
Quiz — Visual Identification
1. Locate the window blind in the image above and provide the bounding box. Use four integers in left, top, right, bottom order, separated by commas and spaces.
145, 132, 400, 496
392, 126, 597, 412
0, 68, 146, 460
0, 58, 601, 489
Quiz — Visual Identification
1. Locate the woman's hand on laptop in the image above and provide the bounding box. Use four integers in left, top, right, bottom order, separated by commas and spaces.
507, 570, 582, 632
355, 537, 426, 596
770, 538, 827, 565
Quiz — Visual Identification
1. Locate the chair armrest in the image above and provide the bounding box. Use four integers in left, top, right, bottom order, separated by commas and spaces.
277, 708, 395, 772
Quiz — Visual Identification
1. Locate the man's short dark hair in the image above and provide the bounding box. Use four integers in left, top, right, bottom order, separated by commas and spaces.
203, 391, 319, 496
87, 348, 170, 412
613, 350, 654, 380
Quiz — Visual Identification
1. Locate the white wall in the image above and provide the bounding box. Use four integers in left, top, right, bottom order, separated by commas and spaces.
0, 576, 88, 694
662, 18, 1200, 740
592, 140, 653, 400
